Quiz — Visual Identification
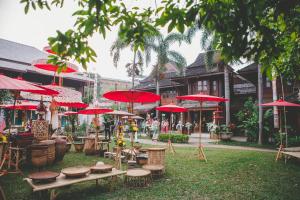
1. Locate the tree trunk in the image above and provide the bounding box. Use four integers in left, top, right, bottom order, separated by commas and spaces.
224, 65, 230, 126
155, 64, 160, 118
272, 70, 279, 129
258, 64, 263, 145
132, 51, 137, 89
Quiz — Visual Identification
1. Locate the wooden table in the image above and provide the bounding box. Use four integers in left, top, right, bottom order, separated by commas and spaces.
125, 169, 151, 187
24, 168, 126, 200
142, 164, 165, 178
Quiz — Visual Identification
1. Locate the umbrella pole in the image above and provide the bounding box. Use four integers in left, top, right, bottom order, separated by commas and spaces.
198, 102, 207, 162
167, 113, 175, 154
8, 93, 17, 136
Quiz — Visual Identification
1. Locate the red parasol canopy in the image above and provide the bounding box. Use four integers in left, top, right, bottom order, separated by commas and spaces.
78, 107, 113, 115
176, 93, 228, 102
156, 103, 188, 113
32, 59, 78, 73
261, 99, 300, 107
14, 77, 59, 96
43, 46, 56, 55
56, 102, 88, 108
0, 74, 48, 94
122, 115, 144, 120
107, 110, 134, 116
103, 90, 160, 103
63, 111, 78, 116
0, 101, 38, 110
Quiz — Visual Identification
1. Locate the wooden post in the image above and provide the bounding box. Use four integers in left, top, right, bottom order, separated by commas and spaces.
198, 102, 207, 162
167, 113, 175, 154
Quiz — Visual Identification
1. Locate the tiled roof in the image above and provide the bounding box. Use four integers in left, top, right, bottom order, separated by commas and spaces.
185, 51, 222, 76
0, 38, 93, 82
135, 63, 183, 90
237, 63, 257, 73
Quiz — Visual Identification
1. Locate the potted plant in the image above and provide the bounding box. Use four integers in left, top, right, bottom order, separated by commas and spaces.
207, 122, 220, 139
220, 124, 233, 140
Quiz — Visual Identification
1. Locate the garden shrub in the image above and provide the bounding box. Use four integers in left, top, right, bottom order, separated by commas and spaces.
235, 97, 273, 142
158, 134, 189, 143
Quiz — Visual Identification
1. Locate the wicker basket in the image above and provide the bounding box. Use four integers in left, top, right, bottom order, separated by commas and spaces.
30, 145, 48, 168
147, 148, 166, 166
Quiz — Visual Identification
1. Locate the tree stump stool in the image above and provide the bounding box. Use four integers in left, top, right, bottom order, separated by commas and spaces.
142, 164, 164, 179
125, 169, 151, 188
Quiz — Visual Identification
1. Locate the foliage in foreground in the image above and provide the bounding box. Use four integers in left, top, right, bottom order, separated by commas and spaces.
1, 146, 300, 200
20, 0, 300, 80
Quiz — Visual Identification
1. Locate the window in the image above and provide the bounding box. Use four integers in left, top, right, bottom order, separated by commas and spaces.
212, 80, 218, 95
196, 80, 209, 94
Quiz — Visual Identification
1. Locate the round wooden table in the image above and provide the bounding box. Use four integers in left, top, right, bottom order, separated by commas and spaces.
142, 164, 165, 178
125, 169, 151, 187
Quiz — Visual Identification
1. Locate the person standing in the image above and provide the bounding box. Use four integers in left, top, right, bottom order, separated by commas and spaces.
103, 119, 111, 140
152, 117, 160, 140
162, 119, 169, 134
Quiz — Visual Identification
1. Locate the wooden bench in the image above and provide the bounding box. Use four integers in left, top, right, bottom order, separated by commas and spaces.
282, 151, 300, 159
24, 168, 126, 200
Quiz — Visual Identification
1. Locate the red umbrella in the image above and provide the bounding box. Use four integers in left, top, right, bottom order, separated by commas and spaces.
78, 107, 113, 115
0, 101, 38, 110
103, 90, 160, 103
261, 99, 300, 107
156, 103, 187, 154
156, 103, 187, 113
63, 111, 78, 116
56, 102, 88, 109
43, 46, 56, 55
0, 74, 47, 93
14, 77, 59, 96
176, 93, 228, 161
261, 99, 300, 148
32, 59, 78, 73
0, 74, 54, 133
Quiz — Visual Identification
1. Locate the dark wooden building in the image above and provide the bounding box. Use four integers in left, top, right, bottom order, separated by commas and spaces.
237, 63, 300, 133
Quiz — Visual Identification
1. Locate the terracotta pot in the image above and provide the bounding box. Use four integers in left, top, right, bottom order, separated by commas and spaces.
66, 143, 72, 152
74, 143, 84, 153
55, 138, 67, 162
220, 133, 233, 141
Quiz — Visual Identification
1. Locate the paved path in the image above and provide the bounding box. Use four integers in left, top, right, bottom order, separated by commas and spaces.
132, 138, 276, 153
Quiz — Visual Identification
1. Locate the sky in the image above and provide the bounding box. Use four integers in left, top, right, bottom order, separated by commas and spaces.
0, 0, 243, 81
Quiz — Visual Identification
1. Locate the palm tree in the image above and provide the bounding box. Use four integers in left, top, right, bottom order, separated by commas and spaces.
146, 33, 187, 117
185, 24, 231, 126
110, 38, 151, 89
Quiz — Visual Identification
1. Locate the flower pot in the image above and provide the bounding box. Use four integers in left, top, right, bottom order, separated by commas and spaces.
210, 133, 219, 140
74, 143, 84, 153
66, 143, 72, 152
220, 132, 233, 141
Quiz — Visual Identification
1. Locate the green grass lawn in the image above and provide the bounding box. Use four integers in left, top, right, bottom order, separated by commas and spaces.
1, 146, 300, 200
212, 140, 276, 149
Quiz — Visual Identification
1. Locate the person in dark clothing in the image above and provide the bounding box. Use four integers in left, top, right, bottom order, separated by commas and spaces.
104, 119, 111, 140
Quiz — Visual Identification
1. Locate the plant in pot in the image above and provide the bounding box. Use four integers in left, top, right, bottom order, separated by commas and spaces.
207, 122, 220, 139
220, 124, 233, 140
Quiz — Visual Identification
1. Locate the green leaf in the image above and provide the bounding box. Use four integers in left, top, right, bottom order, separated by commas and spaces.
24, 3, 29, 14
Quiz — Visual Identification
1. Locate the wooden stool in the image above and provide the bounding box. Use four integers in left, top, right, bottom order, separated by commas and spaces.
104, 152, 112, 158
142, 164, 164, 179
125, 169, 151, 187
8, 146, 25, 174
